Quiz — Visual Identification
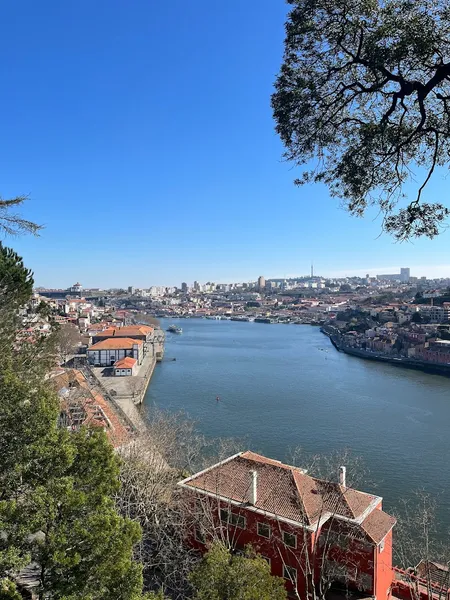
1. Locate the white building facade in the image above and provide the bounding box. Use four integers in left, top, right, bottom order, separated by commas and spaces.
87, 338, 143, 366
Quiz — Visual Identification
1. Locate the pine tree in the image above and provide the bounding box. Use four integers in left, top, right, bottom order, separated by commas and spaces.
0, 244, 146, 600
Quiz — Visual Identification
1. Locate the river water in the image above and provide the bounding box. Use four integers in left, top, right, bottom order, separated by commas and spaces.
144, 319, 450, 524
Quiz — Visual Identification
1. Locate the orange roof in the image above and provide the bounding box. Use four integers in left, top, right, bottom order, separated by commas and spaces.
88, 338, 143, 350
360, 508, 396, 544
50, 369, 131, 448
180, 451, 391, 534
94, 325, 153, 339
114, 357, 137, 369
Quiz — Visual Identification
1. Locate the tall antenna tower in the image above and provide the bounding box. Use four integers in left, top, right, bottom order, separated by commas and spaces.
311, 262, 314, 278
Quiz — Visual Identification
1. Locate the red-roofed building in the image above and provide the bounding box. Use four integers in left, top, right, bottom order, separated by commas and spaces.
113, 356, 137, 376
179, 451, 396, 599
50, 369, 131, 448
87, 337, 143, 366
92, 325, 154, 355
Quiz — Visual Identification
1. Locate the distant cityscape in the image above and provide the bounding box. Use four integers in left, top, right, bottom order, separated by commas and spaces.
32, 266, 450, 330
29, 265, 450, 380
36, 266, 433, 299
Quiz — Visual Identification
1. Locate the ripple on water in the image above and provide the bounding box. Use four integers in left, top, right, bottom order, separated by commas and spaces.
146, 320, 450, 529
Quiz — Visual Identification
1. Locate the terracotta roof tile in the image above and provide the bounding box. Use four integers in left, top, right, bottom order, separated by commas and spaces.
182, 451, 380, 528
88, 338, 142, 350
114, 357, 137, 369
314, 479, 374, 519
360, 509, 396, 544
52, 369, 132, 447
94, 326, 153, 339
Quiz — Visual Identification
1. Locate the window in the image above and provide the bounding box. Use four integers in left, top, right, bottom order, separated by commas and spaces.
257, 522, 271, 539
283, 565, 297, 583
283, 531, 297, 549
379, 538, 385, 553
231, 513, 246, 529
260, 555, 271, 567
220, 509, 246, 529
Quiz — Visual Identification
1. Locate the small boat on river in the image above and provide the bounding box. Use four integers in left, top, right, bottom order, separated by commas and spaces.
167, 325, 183, 334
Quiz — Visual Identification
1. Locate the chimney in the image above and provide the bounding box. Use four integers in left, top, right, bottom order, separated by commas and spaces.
249, 470, 258, 505
339, 466, 346, 489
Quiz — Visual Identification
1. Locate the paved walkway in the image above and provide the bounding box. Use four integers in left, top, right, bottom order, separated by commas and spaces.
89, 352, 157, 433
112, 396, 147, 433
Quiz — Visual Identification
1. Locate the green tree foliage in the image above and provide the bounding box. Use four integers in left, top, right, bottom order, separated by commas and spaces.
0, 196, 42, 238
272, 0, 450, 240
36, 300, 52, 319
0, 245, 146, 600
0, 243, 34, 311
0, 578, 23, 600
189, 543, 287, 600
0, 372, 144, 600
145, 592, 170, 600
0, 243, 57, 382
411, 311, 423, 324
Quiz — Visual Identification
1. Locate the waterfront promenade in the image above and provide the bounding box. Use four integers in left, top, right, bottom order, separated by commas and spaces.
90, 351, 157, 433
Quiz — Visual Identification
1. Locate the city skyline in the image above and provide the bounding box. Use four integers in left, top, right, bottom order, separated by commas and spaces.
1, 0, 450, 288
35, 264, 450, 291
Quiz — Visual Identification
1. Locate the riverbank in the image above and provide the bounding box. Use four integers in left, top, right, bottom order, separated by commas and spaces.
145, 318, 450, 529
320, 326, 450, 377
155, 313, 325, 325
88, 351, 159, 433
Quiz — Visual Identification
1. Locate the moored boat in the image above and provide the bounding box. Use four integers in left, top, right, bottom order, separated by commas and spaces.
167, 325, 183, 334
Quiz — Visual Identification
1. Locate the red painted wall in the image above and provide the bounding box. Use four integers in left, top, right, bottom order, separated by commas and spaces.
187, 493, 384, 598
375, 530, 394, 599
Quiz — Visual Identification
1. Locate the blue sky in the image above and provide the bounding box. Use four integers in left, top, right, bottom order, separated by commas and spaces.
0, 0, 447, 288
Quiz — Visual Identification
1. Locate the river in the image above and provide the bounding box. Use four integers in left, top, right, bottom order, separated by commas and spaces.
144, 319, 450, 524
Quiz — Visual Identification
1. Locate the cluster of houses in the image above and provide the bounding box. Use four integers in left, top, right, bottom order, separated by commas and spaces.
338, 323, 450, 365
28, 292, 165, 375
328, 298, 450, 366
28, 289, 448, 600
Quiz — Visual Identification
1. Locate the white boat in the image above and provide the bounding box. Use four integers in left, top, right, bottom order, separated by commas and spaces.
167, 325, 183, 334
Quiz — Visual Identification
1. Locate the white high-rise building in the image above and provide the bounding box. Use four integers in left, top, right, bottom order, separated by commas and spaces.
400, 268, 410, 283
149, 286, 164, 297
